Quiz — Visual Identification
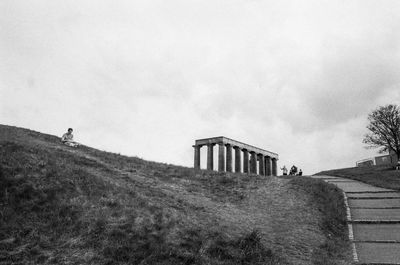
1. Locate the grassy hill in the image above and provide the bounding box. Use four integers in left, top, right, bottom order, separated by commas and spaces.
317, 165, 400, 191
0, 125, 351, 265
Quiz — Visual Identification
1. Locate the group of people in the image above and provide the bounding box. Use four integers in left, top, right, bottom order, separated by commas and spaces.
280, 165, 302, 176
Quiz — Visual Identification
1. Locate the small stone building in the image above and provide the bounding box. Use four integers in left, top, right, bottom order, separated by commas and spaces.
356, 150, 398, 167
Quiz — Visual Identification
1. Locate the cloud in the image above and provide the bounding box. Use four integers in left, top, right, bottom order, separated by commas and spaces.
1, 0, 400, 173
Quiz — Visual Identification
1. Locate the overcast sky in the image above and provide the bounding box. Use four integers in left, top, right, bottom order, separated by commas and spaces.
1, 0, 400, 174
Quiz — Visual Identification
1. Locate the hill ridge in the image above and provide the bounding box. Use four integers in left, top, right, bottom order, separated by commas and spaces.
0, 124, 351, 265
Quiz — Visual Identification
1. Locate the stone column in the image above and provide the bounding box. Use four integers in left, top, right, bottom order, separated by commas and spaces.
218, 143, 225, 172
258, 154, 265, 175
243, 149, 249, 173
250, 151, 257, 174
234, 146, 241, 173
265, 156, 272, 176
272, 158, 277, 176
207, 144, 214, 170
193, 145, 201, 170
226, 144, 232, 172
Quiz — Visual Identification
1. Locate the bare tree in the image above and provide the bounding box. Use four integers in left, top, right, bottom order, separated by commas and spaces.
363, 104, 400, 162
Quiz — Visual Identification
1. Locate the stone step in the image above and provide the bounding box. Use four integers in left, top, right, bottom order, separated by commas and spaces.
326, 180, 360, 183
333, 182, 393, 192
347, 192, 400, 199
355, 242, 400, 264
321, 177, 356, 181
351, 209, 400, 221
352, 224, 400, 241
309, 175, 340, 179
348, 199, 400, 208
347, 191, 399, 194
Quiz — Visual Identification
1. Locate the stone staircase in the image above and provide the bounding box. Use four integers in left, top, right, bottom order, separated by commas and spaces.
311, 175, 400, 265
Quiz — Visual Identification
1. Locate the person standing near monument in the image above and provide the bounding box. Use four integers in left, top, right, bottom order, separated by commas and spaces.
290, 165, 298, 175
61, 128, 79, 147
280, 165, 288, 175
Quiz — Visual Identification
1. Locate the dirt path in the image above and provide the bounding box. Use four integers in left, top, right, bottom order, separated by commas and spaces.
311, 175, 400, 264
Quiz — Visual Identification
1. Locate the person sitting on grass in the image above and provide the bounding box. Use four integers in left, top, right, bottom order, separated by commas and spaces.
61, 128, 79, 147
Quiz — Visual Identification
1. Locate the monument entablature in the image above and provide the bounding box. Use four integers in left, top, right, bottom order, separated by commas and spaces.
193, 136, 278, 176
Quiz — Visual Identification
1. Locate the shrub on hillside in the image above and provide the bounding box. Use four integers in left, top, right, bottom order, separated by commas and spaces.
206, 230, 282, 265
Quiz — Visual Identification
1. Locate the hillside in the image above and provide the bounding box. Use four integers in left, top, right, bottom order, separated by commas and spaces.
317, 165, 400, 191
0, 125, 351, 265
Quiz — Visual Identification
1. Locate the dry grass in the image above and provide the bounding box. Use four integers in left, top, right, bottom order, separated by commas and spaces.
288, 177, 352, 265
317, 165, 400, 190
0, 124, 351, 264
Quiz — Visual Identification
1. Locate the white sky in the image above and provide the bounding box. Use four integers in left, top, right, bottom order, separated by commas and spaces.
1, 0, 400, 174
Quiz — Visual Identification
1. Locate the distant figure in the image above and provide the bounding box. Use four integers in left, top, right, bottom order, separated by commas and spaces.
281, 165, 288, 175
298, 169, 303, 176
61, 128, 79, 147
290, 165, 297, 175
396, 160, 400, 170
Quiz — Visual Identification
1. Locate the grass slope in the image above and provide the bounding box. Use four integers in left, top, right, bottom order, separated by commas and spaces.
0, 125, 352, 265
317, 165, 400, 191
288, 177, 351, 265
